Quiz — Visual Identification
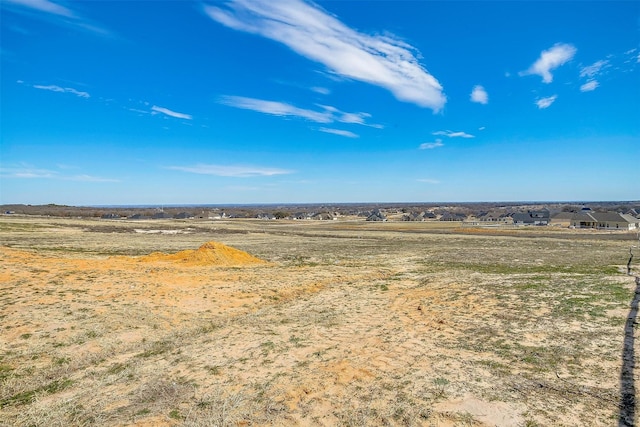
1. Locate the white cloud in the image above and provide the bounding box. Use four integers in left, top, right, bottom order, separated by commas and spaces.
204, 0, 446, 111
417, 178, 440, 184
433, 130, 474, 138
580, 80, 599, 92
579, 60, 609, 78
220, 96, 332, 123
621, 48, 640, 65
0, 165, 118, 182
318, 128, 358, 138
311, 86, 330, 95
4, 0, 75, 18
332, 110, 383, 129
168, 164, 294, 177
64, 174, 119, 182
419, 139, 443, 149
478, 126, 486, 131
338, 111, 370, 125
470, 85, 488, 104
0, 166, 56, 179
521, 43, 576, 83
33, 84, 90, 98
3, 0, 111, 35
151, 105, 193, 120
220, 95, 382, 128
535, 95, 557, 109
577, 59, 611, 92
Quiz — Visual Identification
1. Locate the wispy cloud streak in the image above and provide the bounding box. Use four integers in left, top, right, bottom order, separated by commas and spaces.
311, 86, 330, 95
536, 95, 557, 109
204, 0, 446, 110
220, 96, 382, 128
5, 0, 75, 17
168, 164, 294, 177
151, 105, 193, 120
33, 84, 90, 98
580, 60, 609, 78
318, 128, 358, 138
419, 139, 443, 149
578, 59, 609, 93
220, 96, 331, 123
3, 0, 111, 35
580, 80, 598, 92
0, 165, 118, 182
433, 130, 474, 138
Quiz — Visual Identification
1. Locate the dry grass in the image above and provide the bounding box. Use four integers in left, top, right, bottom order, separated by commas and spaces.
0, 216, 637, 426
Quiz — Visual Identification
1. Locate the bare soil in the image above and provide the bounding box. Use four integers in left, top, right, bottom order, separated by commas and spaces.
0, 216, 637, 426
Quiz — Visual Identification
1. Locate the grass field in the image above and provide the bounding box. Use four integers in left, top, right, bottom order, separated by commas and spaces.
0, 216, 638, 426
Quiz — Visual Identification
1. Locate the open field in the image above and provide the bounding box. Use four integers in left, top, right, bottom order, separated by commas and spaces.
1, 216, 638, 426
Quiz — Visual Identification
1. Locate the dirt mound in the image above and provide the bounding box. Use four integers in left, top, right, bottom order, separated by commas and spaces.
139, 241, 266, 266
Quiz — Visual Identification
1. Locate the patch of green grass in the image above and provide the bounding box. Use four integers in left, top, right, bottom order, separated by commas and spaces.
107, 363, 127, 375
168, 409, 183, 420
19, 333, 32, 339
85, 330, 99, 338
205, 365, 221, 375
475, 359, 512, 375
0, 364, 14, 381
260, 341, 276, 356
0, 378, 74, 407
136, 340, 172, 358
288, 335, 305, 347
53, 357, 71, 365
431, 377, 450, 399
0, 222, 47, 232
428, 260, 622, 276
283, 255, 320, 267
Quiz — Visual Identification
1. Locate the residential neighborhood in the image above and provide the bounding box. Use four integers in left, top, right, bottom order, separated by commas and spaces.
2, 202, 639, 231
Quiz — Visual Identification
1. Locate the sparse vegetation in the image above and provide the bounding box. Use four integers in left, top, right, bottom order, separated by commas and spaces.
0, 215, 636, 425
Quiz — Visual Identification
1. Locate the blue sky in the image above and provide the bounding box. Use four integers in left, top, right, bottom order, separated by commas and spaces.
1, 0, 638, 205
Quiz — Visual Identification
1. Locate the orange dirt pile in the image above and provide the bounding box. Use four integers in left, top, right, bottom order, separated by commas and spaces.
138, 241, 266, 266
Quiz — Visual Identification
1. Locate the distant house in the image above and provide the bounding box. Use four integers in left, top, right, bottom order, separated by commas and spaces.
402, 212, 425, 221
550, 212, 574, 227
152, 212, 172, 219
207, 211, 227, 219
479, 211, 512, 223
625, 208, 639, 218
571, 211, 638, 230
256, 213, 275, 220
439, 212, 466, 221
174, 212, 194, 219
128, 213, 148, 220
101, 213, 120, 219
366, 210, 387, 222
292, 212, 309, 220
312, 212, 335, 221
512, 210, 550, 225
621, 214, 640, 230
